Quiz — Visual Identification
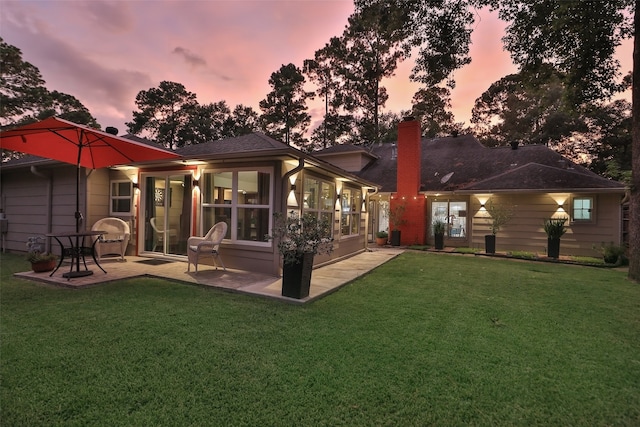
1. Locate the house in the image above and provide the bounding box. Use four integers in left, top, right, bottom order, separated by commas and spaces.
0, 133, 377, 276
314, 118, 627, 257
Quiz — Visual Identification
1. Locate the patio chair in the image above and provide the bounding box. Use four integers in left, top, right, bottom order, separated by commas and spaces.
92, 217, 130, 261
187, 222, 227, 273
150, 217, 177, 251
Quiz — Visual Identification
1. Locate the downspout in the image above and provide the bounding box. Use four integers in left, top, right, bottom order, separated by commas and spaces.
31, 166, 53, 253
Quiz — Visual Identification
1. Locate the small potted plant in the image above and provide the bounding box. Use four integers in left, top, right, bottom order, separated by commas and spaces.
266, 211, 333, 299
432, 219, 446, 250
26, 236, 58, 272
375, 230, 389, 246
543, 217, 567, 259
485, 202, 513, 254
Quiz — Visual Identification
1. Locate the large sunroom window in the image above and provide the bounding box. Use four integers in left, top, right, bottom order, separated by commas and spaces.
341, 187, 362, 236
201, 169, 272, 244
303, 177, 335, 234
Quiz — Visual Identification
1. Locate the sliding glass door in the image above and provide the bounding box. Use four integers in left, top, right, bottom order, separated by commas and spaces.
142, 173, 192, 256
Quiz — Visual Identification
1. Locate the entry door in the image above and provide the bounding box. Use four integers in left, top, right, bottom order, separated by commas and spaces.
143, 173, 192, 256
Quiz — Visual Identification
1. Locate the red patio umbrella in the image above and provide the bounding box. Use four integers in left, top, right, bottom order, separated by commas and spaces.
0, 116, 180, 232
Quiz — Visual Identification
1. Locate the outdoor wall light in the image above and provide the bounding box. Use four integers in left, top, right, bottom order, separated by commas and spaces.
192, 179, 199, 187
480, 203, 485, 208
291, 184, 297, 191
132, 182, 139, 189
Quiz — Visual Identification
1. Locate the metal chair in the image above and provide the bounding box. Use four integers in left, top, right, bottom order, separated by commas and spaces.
187, 222, 227, 273
92, 217, 130, 261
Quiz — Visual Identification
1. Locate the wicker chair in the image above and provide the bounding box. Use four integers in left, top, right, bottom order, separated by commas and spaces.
92, 217, 130, 261
187, 222, 227, 273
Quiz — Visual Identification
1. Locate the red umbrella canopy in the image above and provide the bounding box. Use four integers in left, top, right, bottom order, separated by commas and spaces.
0, 116, 179, 168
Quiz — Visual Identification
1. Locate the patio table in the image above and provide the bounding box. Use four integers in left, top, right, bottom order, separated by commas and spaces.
47, 231, 107, 279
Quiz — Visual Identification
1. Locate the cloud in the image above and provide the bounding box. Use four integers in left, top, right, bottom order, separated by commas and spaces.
172, 47, 207, 68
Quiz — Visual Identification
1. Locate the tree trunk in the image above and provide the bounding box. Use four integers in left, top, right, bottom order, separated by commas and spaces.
629, 0, 640, 281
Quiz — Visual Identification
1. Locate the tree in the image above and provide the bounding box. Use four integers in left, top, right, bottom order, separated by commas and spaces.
411, 86, 457, 137
0, 38, 98, 129
225, 104, 260, 137
126, 81, 198, 149
471, 65, 586, 150
332, 1, 409, 144
584, 99, 632, 179
259, 63, 313, 145
478, 0, 639, 280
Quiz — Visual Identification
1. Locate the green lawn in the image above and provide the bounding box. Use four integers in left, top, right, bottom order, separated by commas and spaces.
1, 252, 639, 426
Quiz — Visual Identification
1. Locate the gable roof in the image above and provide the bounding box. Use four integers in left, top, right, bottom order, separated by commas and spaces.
346, 134, 624, 193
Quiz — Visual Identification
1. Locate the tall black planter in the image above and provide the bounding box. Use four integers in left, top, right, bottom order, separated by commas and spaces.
282, 252, 314, 299
434, 233, 444, 250
547, 238, 561, 259
390, 230, 401, 246
485, 235, 496, 254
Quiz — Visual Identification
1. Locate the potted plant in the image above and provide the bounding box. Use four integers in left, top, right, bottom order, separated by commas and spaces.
375, 230, 389, 246
543, 217, 567, 259
485, 202, 513, 254
387, 202, 406, 246
26, 236, 58, 273
432, 219, 446, 250
266, 210, 333, 299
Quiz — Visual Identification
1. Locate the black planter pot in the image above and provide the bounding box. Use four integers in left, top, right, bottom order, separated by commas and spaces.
282, 252, 314, 299
390, 230, 401, 246
547, 238, 561, 259
485, 235, 496, 254
434, 233, 444, 250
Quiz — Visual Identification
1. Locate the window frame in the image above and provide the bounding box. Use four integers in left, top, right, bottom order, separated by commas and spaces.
109, 180, 133, 216
340, 185, 362, 238
571, 195, 595, 223
200, 167, 273, 246
302, 175, 336, 237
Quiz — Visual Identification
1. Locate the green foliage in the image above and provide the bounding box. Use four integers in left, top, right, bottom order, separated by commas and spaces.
265, 210, 333, 265
490, 0, 633, 105
596, 242, 628, 265
259, 63, 313, 146
376, 230, 389, 238
432, 219, 446, 235
386, 202, 406, 230
543, 217, 568, 239
0, 38, 98, 132
1, 251, 638, 425
486, 201, 513, 235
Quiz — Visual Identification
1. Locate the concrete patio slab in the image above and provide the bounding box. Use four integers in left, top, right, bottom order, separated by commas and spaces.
14, 247, 403, 304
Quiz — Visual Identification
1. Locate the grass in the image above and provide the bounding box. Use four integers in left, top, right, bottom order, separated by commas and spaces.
2, 252, 639, 426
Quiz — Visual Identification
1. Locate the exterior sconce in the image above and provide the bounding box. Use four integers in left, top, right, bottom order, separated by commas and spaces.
192, 179, 199, 187
480, 203, 485, 209
132, 182, 139, 189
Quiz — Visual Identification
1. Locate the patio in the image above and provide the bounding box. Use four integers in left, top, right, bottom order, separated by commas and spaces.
14, 247, 403, 304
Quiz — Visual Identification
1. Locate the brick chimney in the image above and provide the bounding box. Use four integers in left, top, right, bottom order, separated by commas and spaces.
391, 117, 426, 245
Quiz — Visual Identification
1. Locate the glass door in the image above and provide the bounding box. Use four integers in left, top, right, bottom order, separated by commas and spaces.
142, 173, 192, 256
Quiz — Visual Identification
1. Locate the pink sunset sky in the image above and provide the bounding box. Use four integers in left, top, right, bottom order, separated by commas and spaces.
1, 0, 633, 137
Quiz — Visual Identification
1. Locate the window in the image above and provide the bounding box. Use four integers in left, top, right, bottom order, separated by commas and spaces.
572, 196, 593, 222
431, 200, 467, 237
201, 169, 272, 244
303, 177, 335, 234
341, 187, 362, 236
110, 180, 133, 215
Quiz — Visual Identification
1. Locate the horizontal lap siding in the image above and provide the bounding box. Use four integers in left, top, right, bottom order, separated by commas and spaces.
1, 165, 78, 253
470, 193, 622, 257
